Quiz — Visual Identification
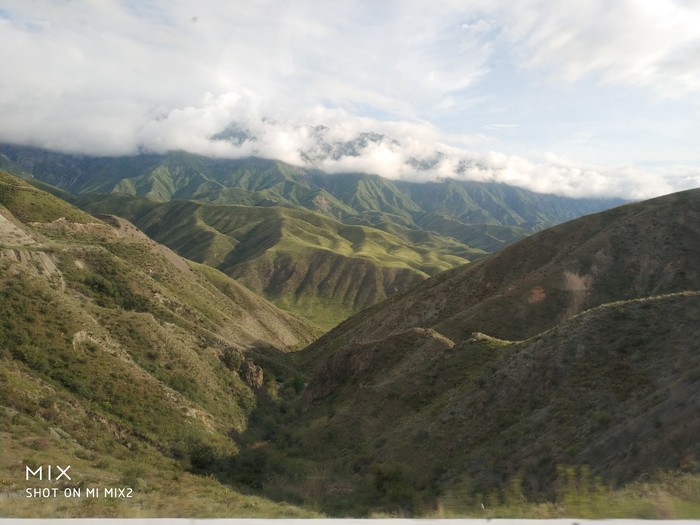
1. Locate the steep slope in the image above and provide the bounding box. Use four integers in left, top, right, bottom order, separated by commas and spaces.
294, 292, 700, 513
0, 170, 320, 517
0, 152, 78, 203
399, 178, 614, 230
0, 172, 319, 350
306, 188, 700, 352
414, 212, 529, 252
77, 194, 472, 329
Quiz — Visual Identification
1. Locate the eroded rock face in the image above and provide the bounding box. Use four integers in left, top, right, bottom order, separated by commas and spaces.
0, 212, 63, 282
0, 211, 38, 245
240, 359, 264, 389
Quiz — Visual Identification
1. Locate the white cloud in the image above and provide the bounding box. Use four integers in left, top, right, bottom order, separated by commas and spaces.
500, 0, 700, 96
124, 91, 699, 199
0, 0, 698, 198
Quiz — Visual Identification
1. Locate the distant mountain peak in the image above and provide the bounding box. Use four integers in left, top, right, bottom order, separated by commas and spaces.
207, 121, 516, 187
300, 129, 401, 165
210, 122, 257, 145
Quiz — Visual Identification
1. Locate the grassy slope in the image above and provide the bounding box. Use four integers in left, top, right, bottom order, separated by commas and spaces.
0, 170, 321, 517
1, 145, 623, 249
0, 154, 78, 203
78, 195, 471, 329
399, 178, 623, 229
255, 187, 700, 516
414, 211, 529, 252
0, 171, 92, 223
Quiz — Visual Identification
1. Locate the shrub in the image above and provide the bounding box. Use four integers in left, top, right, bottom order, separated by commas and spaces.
188, 440, 220, 471
363, 461, 425, 515
221, 347, 243, 371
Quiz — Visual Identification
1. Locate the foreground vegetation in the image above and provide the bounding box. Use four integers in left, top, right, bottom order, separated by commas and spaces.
435, 469, 700, 519
0, 170, 319, 517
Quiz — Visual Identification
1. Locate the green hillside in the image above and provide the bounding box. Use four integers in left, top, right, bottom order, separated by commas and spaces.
0, 171, 93, 224
414, 211, 530, 252
0, 154, 78, 203
306, 187, 700, 351
0, 170, 320, 517
78, 194, 473, 329
399, 178, 614, 230
0, 145, 623, 251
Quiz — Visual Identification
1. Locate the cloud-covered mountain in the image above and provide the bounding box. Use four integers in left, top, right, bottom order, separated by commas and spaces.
203, 112, 697, 200
1, 145, 626, 327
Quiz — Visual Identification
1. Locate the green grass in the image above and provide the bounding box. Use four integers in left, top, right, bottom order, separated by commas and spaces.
0, 171, 93, 224
0, 171, 324, 516
434, 468, 700, 519
78, 197, 472, 328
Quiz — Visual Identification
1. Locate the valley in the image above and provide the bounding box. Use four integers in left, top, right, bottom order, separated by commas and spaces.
3, 1, 699, 519
1, 154, 699, 518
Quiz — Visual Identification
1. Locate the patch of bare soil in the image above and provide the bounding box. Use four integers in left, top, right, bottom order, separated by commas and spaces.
0, 210, 38, 246
563, 270, 594, 317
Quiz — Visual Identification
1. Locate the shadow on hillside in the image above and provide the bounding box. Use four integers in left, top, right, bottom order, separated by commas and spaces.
184, 342, 321, 502
182, 339, 456, 517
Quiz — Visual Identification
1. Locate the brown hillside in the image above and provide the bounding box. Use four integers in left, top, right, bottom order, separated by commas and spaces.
297, 292, 700, 502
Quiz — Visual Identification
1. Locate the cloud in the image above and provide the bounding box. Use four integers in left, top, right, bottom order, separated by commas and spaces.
483, 123, 520, 130
0, 0, 698, 199
0, 1, 496, 147
124, 91, 700, 199
500, 0, 700, 97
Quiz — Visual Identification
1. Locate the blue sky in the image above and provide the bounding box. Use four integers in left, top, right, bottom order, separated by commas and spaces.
1, 0, 699, 198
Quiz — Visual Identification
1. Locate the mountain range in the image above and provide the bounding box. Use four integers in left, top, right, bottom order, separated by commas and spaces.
0, 144, 623, 328
1, 149, 699, 518
306, 187, 700, 347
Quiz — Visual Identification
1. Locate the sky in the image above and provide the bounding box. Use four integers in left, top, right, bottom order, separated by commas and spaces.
1, 0, 699, 199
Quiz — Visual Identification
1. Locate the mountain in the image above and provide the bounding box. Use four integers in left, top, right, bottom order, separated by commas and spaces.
275, 188, 700, 514
0, 170, 320, 517
2, 168, 699, 518
0, 144, 623, 247
297, 292, 700, 514
413, 212, 530, 252
76, 194, 474, 329
305, 187, 700, 351
0, 144, 624, 328
397, 177, 615, 230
